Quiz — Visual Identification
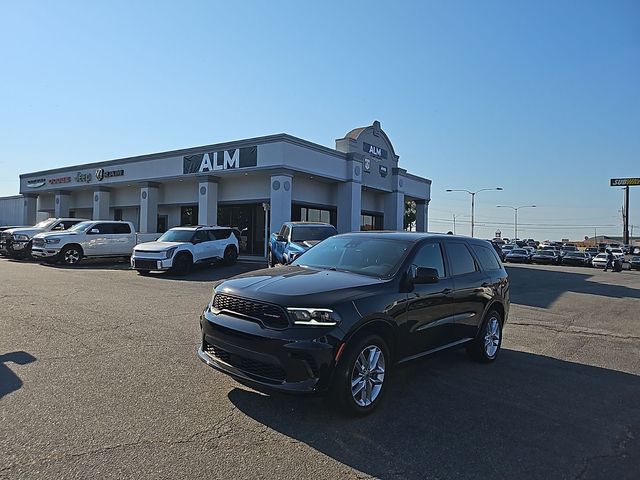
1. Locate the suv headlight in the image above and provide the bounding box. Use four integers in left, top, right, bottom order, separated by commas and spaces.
45, 238, 61, 244
165, 247, 178, 259
12, 234, 29, 242
287, 308, 341, 326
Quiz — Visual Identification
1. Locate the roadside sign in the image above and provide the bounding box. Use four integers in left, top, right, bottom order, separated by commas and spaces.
610, 178, 640, 186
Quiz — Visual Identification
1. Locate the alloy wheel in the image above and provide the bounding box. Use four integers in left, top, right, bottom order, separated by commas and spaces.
351, 345, 386, 407
484, 316, 501, 357
64, 249, 80, 264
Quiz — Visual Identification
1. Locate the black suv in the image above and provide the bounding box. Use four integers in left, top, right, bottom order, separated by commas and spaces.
198, 232, 509, 415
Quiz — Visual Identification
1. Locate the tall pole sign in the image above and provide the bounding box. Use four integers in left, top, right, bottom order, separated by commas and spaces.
610, 178, 639, 245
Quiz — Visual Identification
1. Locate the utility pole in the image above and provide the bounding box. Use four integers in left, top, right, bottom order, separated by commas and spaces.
446, 187, 503, 237
623, 186, 630, 245
452, 213, 456, 235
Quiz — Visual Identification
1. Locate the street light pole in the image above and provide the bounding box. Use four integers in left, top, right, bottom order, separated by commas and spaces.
496, 204, 536, 240
446, 187, 503, 237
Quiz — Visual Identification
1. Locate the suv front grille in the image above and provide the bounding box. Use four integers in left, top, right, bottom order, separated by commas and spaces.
213, 294, 289, 329
203, 341, 286, 383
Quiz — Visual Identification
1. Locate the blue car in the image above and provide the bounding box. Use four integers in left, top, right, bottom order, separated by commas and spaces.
268, 222, 337, 266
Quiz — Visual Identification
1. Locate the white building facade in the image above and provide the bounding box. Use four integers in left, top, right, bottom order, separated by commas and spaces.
4, 122, 431, 256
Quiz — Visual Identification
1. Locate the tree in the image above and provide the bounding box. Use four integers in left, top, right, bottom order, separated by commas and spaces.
404, 200, 416, 230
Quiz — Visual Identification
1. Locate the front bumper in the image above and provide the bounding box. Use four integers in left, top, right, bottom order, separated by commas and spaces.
131, 255, 173, 271
198, 308, 341, 394
31, 246, 61, 258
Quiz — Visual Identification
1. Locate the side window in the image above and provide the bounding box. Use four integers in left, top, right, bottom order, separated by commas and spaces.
283, 226, 291, 240
411, 242, 446, 279
90, 223, 114, 234
446, 242, 477, 276
193, 230, 209, 243
279, 224, 287, 236
113, 223, 131, 234
51, 222, 65, 231
471, 244, 501, 271
212, 229, 231, 240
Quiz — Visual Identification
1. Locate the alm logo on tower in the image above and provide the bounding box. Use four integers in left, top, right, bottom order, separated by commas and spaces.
362, 142, 388, 160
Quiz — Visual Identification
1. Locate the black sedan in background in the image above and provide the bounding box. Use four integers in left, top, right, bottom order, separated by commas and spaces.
198, 232, 510, 416
532, 250, 561, 265
505, 248, 531, 263
561, 251, 592, 267
630, 256, 640, 270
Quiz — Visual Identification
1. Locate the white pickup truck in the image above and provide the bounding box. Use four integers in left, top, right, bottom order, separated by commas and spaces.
0, 217, 87, 259
31, 220, 159, 266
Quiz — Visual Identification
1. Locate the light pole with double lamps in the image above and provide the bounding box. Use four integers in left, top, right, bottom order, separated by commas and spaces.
445, 187, 503, 237
496, 204, 536, 240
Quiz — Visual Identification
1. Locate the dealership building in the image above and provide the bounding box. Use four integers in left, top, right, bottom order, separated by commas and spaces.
1, 121, 431, 255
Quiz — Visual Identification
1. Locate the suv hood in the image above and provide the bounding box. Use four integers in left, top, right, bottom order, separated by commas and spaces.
290, 240, 321, 251
5, 227, 45, 237
216, 265, 384, 306
135, 241, 184, 251
34, 231, 79, 239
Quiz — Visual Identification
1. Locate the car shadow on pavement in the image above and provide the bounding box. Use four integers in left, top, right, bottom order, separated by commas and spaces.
227, 348, 640, 480
506, 265, 640, 309
0, 351, 37, 400
135, 262, 263, 282
37, 258, 132, 270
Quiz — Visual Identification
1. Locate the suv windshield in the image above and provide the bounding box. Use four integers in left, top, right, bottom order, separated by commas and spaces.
292, 235, 411, 277
67, 221, 93, 232
34, 218, 58, 229
158, 229, 196, 243
290, 226, 337, 242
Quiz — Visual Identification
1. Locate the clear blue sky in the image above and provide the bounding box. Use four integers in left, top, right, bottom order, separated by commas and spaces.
1, 0, 638, 240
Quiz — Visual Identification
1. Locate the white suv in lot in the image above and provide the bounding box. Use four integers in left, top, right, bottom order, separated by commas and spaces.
31, 220, 138, 265
131, 226, 239, 275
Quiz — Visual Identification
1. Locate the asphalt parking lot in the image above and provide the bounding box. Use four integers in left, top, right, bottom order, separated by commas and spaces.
1, 258, 639, 479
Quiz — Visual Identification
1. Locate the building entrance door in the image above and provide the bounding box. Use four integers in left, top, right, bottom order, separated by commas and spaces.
218, 204, 266, 256
180, 206, 198, 226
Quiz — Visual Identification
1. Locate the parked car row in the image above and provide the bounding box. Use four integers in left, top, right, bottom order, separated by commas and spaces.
1, 219, 239, 275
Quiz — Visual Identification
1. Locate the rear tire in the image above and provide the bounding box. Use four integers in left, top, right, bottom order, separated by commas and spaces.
60, 245, 83, 266
467, 309, 503, 363
223, 245, 238, 266
171, 253, 192, 276
327, 334, 390, 416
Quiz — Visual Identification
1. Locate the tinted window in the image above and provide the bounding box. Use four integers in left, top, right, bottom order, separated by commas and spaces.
193, 230, 209, 243
292, 236, 411, 278
157, 229, 195, 243
210, 229, 231, 240
282, 226, 290, 240
291, 226, 337, 242
446, 242, 477, 276
472, 244, 501, 271
113, 223, 131, 234
91, 223, 114, 234
411, 242, 445, 278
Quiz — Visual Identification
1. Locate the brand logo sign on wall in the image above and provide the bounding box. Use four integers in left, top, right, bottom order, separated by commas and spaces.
96, 168, 125, 181
183, 147, 258, 174
363, 142, 388, 160
26, 178, 46, 188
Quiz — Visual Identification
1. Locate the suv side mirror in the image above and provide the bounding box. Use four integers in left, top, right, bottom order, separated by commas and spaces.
414, 267, 439, 284
275, 234, 285, 242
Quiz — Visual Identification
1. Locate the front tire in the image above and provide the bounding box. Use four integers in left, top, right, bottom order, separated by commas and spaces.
328, 334, 390, 416
267, 248, 275, 268
60, 245, 83, 266
223, 245, 238, 266
171, 253, 192, 276
467, 309, 503, 362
